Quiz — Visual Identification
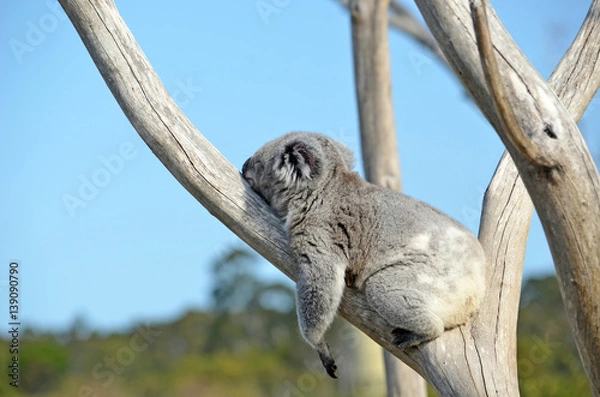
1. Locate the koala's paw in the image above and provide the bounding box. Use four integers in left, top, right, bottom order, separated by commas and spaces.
392, 328, 428, 349
324, 360, 338, 379
318, 351, 338, 379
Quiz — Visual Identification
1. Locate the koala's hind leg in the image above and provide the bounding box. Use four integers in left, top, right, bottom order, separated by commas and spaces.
365, 268, 444, 349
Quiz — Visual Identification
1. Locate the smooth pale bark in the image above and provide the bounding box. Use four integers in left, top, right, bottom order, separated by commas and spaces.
414, 0, 600, 393
349, 0, 427, 396
350, 0, 401, 191
57, 0, 600, 395
337, 0, 446, 63
384, 353, 427, 397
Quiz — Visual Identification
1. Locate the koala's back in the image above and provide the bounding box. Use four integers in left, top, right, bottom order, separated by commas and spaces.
325, 175, 485, 324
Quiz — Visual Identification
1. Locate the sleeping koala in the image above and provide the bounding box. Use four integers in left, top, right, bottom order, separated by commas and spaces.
241, 132, 486, 379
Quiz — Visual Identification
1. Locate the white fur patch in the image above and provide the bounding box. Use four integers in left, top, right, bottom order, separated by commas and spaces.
274, 156, 312, 188
445, 227, 467, 242
417, 274, 434, 285
274, 162, 296, 186
410, 233, 432, 251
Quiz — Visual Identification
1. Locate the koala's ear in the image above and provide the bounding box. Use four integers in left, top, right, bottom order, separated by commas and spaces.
283, 142, 319, 179
335, 142, 355, 170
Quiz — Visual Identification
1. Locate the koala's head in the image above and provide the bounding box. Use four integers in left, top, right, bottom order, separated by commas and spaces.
242, 132, 354, 215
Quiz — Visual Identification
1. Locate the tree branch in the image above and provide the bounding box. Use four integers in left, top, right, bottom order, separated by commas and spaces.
387, 0, 446, 62
466, 1, 600, 393
550, 0, 600, 119
350, 0, 401, 190
336, 0, 446, 63
471, 0, 555, 168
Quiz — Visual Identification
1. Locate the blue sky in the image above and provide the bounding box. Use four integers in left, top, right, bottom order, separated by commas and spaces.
1, 0, 598, 333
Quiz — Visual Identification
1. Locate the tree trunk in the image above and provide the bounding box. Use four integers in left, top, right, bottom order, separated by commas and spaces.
415, 0, 600, 392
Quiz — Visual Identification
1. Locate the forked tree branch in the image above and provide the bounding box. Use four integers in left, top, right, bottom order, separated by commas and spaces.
58, 0, 600, 395
471, 1, 555, 168
468, 1, 600, 394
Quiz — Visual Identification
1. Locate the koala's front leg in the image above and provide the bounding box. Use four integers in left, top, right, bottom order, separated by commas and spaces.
295, 252, 346, 379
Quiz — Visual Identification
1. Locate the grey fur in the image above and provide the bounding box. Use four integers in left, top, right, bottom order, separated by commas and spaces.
242, 132, 486, 378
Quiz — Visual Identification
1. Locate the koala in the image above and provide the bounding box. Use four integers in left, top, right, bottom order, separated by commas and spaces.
241, 132, 486, 379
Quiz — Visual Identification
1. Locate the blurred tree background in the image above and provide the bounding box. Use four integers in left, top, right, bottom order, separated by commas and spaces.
0, 245, 591, 396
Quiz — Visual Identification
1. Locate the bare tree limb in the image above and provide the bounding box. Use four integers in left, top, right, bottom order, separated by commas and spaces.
466, 1, 600, 393
413, 0, 600, 393
384, 353, 427, 397
477, 151, 531, 393
350, 0, 401, 190
472, 0, 555, 168
551, 0, 600, 119
387, 1, 446, 62
58, 0, 600, 395
417, 0, 600, 393
336, 0, 446, 63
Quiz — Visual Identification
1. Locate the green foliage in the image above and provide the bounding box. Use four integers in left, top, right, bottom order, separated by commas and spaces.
0, 334, 70, 394
1, 249, 592, 396
210, 246, 295, 314
21, 338, 70, 392
517, 275, 591, 396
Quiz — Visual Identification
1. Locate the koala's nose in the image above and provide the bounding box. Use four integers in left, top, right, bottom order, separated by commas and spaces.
242, 158, 251, 175
241, 158, 255, 187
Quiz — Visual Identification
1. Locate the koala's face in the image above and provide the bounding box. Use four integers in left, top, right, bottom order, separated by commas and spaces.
242, 132, 355, 216
242, 133, 321, 215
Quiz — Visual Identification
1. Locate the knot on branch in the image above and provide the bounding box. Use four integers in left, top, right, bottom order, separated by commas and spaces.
471, 0, 558, 169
